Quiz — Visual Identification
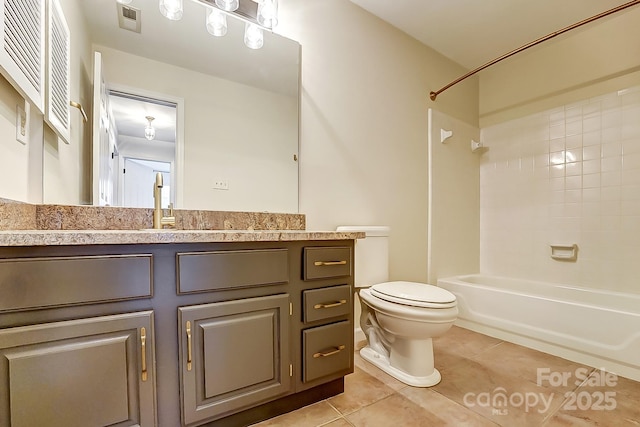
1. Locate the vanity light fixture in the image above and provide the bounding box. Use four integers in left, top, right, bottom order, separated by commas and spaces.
206, 8, 227, 37
145, 116, 156, 141
243, 22, 263, 49
158, 0, 278, 50
215, 0, 239, 12
159, 0, 183, 20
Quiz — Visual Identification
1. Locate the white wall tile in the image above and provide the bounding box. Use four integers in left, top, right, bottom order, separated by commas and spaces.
480, 85, 640, 293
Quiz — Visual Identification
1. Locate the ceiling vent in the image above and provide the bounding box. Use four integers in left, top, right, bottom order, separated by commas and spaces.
117, 4, 141, 33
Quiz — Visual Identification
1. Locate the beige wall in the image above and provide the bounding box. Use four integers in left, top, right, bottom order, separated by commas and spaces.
0, 78, 31, 202
480, 6, 640, 126
277, 0, 478, 283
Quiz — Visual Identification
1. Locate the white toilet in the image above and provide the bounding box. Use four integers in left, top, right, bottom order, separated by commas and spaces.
337, 226, 458, 387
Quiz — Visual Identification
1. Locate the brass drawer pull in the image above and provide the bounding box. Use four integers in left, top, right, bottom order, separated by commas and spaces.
314, 299, 347, 309
141, 327, 148, 382
314, 260, 347, 266
313, 345, 346, 358
186, 321, 192, 371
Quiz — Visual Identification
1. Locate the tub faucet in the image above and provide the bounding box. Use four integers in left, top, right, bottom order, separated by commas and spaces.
153, 172, 175, 229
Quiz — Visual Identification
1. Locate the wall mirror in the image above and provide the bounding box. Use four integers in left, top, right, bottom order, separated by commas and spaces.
68, 0, 300, 212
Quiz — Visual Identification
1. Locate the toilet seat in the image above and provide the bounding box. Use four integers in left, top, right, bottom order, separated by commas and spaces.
370, 281, 456, 309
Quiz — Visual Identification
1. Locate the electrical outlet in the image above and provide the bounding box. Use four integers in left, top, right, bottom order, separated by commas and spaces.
213, 179, 229, 190
16, 103, 28, 145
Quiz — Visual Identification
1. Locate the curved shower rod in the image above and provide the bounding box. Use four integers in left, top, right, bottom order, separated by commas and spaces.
429, 0, 640, 101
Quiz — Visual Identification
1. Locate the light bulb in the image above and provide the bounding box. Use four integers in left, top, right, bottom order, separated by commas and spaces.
257, 0, 278, 28
145, 116, 156, 141
159, 0, 183, 20
206, 8, 227, 37
145, 126, 156, 140
215, 0, 239, 12
244, 23, 263, 49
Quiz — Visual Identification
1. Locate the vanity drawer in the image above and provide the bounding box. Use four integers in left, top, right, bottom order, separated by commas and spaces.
302, 321, 352, 383
177, 249, 288, 294
303, 285, 351, 323
0, 254, 153, 312
303, 247, 351, 280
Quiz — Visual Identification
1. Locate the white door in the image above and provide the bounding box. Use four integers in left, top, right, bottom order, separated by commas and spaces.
123, 158, 171, 208
92, 51, 117, 206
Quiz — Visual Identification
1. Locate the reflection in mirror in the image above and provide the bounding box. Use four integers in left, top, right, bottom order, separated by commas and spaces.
61, 0, 300, 212
110, 91, 178, 208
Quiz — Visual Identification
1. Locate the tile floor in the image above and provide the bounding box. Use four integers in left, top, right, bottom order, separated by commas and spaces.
252, 326, 640, 427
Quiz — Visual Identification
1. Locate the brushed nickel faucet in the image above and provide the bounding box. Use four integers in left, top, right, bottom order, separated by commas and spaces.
153, 172, 176, 229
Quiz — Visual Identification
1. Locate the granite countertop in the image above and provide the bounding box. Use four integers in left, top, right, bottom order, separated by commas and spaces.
0, 229, 365, 247
0, 198, 364, 246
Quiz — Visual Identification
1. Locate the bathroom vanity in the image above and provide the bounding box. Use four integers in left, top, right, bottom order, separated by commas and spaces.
0, 229, 361, 427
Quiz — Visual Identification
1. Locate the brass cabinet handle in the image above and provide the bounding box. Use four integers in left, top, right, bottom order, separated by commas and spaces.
314, 260, 347, 266
313, 345, 346, 358
186, 321, 192, 372
140, 327, 148, 382
314, 299, 347, 309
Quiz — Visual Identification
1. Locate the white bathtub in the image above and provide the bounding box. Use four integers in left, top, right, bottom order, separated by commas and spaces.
437, 274, 640, 381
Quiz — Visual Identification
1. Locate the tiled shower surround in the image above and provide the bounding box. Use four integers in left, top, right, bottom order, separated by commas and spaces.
480, 86, 640, 293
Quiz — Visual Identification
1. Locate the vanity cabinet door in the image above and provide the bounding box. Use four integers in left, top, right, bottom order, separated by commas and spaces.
179, 294, 291, 426
0, 311, 156, 427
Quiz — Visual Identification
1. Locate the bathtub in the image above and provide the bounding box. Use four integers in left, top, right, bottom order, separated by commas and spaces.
437, 274, 640, 381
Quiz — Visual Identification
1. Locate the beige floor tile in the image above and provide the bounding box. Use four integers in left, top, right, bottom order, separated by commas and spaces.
399, 387, 500, 426
432, 357, 567, 426
345, 393, 446, 426
250, 401, 341, 427
473, 341, 593, 394
328, 366, 396, 415
434, 326, 503, 372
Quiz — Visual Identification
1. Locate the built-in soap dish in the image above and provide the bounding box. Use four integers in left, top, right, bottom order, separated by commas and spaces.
550, 244, 578, 261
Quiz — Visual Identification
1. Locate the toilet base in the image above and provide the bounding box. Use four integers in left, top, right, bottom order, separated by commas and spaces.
360, 346, 442, 387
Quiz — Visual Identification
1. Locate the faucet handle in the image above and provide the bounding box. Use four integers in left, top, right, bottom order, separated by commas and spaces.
168, 203, 174, 216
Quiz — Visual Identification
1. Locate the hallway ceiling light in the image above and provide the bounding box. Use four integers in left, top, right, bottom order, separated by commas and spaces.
145, 116, 156, 140
159, 0, 183, 20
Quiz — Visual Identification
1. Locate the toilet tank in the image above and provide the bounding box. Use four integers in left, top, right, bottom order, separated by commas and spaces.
337, 226, 389, 288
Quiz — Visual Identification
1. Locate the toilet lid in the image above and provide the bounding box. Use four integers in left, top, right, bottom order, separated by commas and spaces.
370, 281, 456, 308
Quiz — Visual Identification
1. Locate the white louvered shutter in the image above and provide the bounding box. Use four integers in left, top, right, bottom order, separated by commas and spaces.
46, 0, 70, 143
0, 0, 45, 112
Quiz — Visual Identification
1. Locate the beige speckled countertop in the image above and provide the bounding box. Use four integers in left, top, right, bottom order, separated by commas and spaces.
0, 229, 365, 247
0, 198, 364, 246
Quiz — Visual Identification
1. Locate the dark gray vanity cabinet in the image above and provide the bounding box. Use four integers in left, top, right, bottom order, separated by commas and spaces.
0, 239, 355, 427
